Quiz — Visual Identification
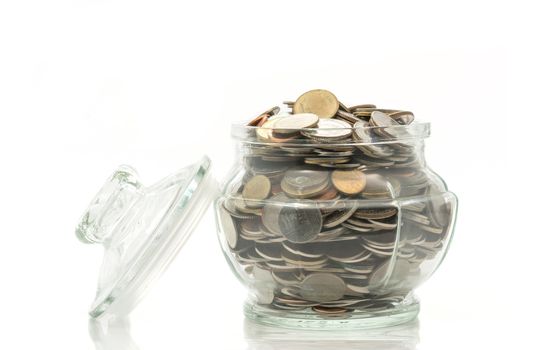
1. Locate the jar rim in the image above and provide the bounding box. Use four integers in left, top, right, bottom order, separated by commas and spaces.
230, 121, 430, 146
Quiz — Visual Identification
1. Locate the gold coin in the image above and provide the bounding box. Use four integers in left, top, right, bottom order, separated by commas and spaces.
331, 170, 367, 195
293, 89, 339, 118
242, 175, 271, 207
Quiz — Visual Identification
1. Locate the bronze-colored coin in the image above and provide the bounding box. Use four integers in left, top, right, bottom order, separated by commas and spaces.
242, 175, 271, 208
293, 89, 339, 118
247, 106, 280, 126
331, 170, 367, 195
312, 305, 349, 315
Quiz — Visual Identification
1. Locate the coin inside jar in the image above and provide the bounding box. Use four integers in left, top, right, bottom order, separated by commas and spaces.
278, 206, 322, 243
293, 89, 339, 118
281, 168, 330, 198
331, 169, 367, 196
300, 273, 346, 302
218, 203, 238, 249
242, 175, 271, 208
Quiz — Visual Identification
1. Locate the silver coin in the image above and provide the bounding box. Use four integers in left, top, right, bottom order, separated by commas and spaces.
300, 273, 346, 302
302, 118, 352, 139
368, 259, 411, 290
278, 206, 322, 243
262, 193, 289, 235
274, 113, 319, 134
219, 203, 238, 249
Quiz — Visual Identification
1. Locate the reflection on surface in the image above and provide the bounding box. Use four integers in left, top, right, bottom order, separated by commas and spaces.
89, 317, 140, 350
244, 317, 419, 350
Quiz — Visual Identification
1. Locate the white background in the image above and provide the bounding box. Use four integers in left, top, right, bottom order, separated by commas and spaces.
1, 1, 541, 349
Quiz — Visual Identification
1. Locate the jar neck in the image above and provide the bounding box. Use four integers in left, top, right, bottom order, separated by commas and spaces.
235, 139, 428, 170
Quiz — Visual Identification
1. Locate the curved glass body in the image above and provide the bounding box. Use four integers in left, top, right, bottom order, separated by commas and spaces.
215, 122, 457, 329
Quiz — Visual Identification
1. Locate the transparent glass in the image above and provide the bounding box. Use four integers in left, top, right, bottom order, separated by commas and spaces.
215, 122, 457, 329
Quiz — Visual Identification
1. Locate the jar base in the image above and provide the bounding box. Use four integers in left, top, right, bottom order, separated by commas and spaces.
243, 296, 419, 330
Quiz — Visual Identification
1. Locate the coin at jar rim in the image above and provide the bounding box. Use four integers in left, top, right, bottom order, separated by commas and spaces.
278, 206, 323, 243
273, 113, 320, 135
256, 115, 290, 141
218, 203, 238, 249
331, 169, 367, 196
389, 110, 415, 125
301, 118, 352, 140
247, 106, 281, 126
293, 89, 340, 118
242, 175, 271, 208
300, 273, 346, 302
281, 168, 330, 197
370, 111, 410, 140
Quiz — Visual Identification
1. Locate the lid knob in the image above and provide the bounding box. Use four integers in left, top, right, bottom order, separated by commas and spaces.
76, 165, 142, 244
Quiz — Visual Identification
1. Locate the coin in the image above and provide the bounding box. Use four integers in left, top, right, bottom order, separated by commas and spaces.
356, 208, 397, 221
331, 169, 367, 195
273, 113, 319, 135
262, 193, 289, 235
300, 273, 346, 302
256, 115, 289, 141
242, 175, 271, 207
219, 203, 238, 249
368, 259, 410, 290
247, 106, 280, 126
281, 168, 329, 198
301, 118, 352, 140
362, 174, 394, 198
293, 89, 340, 118
278, 206, 322, 243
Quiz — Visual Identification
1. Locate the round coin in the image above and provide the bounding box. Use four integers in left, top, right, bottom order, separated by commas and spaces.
300, 273, 346, 302
256, 115, 289, 141
242, 175, 271, 207
278, 206, 322, 243
331, 169, 367, 195
273, 113, 319, 135
293, 89, 340, 118
262, 193, 289, 235
219, 203, 238, 249
302, 118, 352, 139
281, 168, 329, 197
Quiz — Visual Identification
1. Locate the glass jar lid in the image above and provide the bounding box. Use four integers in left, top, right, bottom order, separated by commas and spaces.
76, 156, 217, 318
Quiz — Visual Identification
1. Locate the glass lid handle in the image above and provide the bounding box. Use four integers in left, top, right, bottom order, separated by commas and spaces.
76, 165, 143, 244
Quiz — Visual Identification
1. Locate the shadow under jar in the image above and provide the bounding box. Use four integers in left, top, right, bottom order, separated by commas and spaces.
215, 120, 457, 329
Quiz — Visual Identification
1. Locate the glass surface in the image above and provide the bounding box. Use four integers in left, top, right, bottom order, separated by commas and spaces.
215, 122, 457, 329
77, 156, 216, 318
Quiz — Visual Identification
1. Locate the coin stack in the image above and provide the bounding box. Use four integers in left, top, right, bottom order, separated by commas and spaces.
218, 89, 453, 318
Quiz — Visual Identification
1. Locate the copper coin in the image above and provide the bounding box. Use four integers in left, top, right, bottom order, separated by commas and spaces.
331, 170, 367, 195
242, 175, 271, 208
293, 89, 339, 118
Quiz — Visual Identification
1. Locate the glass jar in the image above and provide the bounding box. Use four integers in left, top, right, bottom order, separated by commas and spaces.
215, 121, 457, 329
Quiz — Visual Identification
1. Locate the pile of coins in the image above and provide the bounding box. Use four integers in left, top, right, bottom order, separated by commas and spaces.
218, 89, 453, 317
